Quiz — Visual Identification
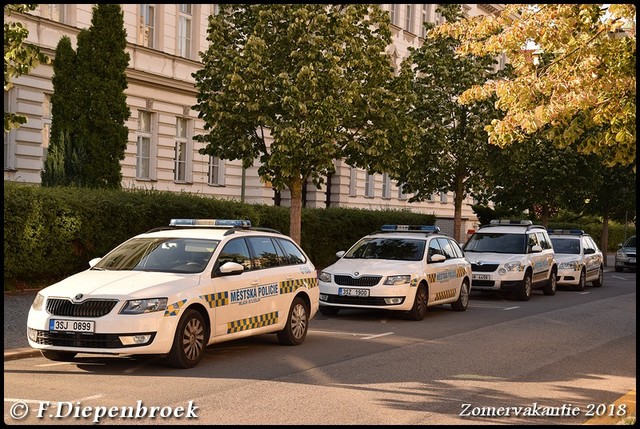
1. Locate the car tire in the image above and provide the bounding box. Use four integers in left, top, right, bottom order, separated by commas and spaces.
41, 350, 77, 362
277, 296, 309, 346
615, 266, 623, 273
319, 306, 340, 316
515, 272, 532, 301
543, 268, 557, 296
576, 269, 586, 291
592, 267, 604, 287
451, 280, 470, 312
408, 284, 428, 321
166, 309, 208, 369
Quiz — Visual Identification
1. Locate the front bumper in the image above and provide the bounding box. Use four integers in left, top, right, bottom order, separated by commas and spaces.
318, 282, 413, 311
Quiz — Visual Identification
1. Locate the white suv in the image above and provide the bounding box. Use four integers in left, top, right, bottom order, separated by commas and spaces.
318, 225, 472, 320
463, 220, 557, 301
548, 229, 604, 290
27, 219, 319, 368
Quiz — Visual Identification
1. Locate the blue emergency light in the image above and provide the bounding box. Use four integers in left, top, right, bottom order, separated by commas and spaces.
547, 229, 585, 235
169, 219, 251, 228
381, 224, 440, 233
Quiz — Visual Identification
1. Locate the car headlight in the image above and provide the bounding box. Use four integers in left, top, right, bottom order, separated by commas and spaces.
318, 271, 332, 283
384, 275, 411, 285
32, 293, 45, 311
503, 261, 524, 272
120, 298, 168, 314
559, 260, 580, 270
616, 250, 626, 257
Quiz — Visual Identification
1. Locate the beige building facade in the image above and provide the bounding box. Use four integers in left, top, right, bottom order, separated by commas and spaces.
4, 4, 504, 238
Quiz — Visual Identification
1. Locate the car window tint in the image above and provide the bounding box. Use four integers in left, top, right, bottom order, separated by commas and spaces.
464, 233, 526, 254
551, 237, 580, 254
277, 238, 306, 265
216, 238, 252, 271
247, 236, 282, 269
346, 238, 425, 261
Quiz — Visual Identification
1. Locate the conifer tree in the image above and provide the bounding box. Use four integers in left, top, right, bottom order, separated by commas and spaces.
74, 4, 130, 188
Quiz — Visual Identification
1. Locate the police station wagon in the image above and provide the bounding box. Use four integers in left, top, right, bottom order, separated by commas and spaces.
318, 225, 472, 320
548, 229, 604, 290
27, 219, 319, 368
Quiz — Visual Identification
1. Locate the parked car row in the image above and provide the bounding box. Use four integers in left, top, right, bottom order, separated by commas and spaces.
27, 218, 610, 369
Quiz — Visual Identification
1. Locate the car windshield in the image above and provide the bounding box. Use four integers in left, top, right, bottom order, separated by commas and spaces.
623, 236, 636, 248
550, 237, 580, 255
93, 237, 220, 273
464, 233, 527, 254
344, 237, 425, 261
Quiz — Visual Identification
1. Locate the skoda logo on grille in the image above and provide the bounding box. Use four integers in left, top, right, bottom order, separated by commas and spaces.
354, 272, 360, 277
74, 293, 84, 301
477, 261, 484, 266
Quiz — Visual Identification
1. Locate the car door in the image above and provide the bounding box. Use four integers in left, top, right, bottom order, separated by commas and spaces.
425, 238, 455, 302
207, 237, 263, 339
582, 236, 601, 281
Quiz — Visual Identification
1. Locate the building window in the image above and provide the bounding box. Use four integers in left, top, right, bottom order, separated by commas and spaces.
138, 4, 156, 48
434, 7, 445, 25
428, 193, 435, 203
41, 94, 52, 170
41, 4, 65, 23
382, 173, 391, 199
136, 110, 152, 179
397, 182, 407, 200
348, 167, 357, 196
389, 4, 400, 26
208, 156, 225, 186
213, 4, 221, 15
177, 4, 192, 58
440, 192, 448, 203
405, 4, 414, 33
365, 173, 375, 198
174, 117, 188, 182
420, 4, 432, 38
4, 91, 12, 170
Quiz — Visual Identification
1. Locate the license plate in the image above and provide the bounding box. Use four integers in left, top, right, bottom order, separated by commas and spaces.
338, 288, 369, 297
50, 319, 95, 333
473, 274, 490, 281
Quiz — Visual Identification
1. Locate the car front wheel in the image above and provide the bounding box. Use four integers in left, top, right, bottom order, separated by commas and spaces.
408, 284, 428, 320
543, 269, 557, 295
592, 267, 604, 287
167, 309, 208, 369
277, 296, 309, 346
515, 272, 532, 301
576, 269, 586, 291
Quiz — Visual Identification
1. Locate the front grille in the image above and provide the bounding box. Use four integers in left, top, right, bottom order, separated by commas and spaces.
325, 295, 403, 306
471, 264, 499, 272
471, 280, 495, 287
31, 329, 155, 348
334, 275, 382, 287
46, 298, 119, 318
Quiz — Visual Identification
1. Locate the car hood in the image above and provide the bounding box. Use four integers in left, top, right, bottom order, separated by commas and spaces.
324, 258, 419, 275
464, 252, 527, 264
39, 270, 201, 299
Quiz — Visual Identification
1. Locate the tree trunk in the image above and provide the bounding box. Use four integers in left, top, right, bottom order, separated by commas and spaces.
288, 179, 303, 245
453, 177, 464, 242
601, 210, 610, 267
540, 204, 550, 227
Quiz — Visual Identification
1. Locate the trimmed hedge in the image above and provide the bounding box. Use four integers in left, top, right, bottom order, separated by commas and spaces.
4, 182, 435, 287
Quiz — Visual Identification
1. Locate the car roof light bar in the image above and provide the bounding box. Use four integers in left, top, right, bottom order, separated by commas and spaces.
547, 229, 585, 235
169, 219, 252, 228
489, 219, 533, 225
381, 224, 440, 233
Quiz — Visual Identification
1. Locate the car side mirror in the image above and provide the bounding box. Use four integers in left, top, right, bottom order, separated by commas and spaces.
336, 251, 345, 258
617, 243, 623, 248
89, 257, 102, 268
218, 261, 245, 276
584, 248, 595, 255
429, 254, 446, 263
530, 245, 543, 253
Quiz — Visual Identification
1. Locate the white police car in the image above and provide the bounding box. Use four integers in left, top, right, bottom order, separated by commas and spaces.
463, 220, 557, 301
548, 229, 604, 290
27, 219, 319, 368
318, 225, 472, 321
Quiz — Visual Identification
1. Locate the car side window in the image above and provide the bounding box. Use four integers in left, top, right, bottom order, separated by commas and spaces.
215, 238, 252, 272
536, 232, 551, 250
447, 238, 465, 258
427, 239, 443, 260
277, 238, 306, 265
436, 238, 457, 259
527, 233, 540, 252
246, 236, 282, 269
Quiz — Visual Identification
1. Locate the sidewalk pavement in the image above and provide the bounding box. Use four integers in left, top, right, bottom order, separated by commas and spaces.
3, 253, 620, 362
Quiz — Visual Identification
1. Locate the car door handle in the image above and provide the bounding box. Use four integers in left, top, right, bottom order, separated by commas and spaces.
250, 280, 259, 285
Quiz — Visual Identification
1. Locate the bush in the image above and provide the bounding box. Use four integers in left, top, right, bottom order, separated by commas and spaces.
4, 182, 435, 288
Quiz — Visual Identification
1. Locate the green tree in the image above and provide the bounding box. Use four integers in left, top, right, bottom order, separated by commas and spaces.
389, 4, 503, 241
193, 5, 406, 243
74, 4, 130, 188
42, 36, 77, 186
433, 4, 636, 167
4, 4, 50, 131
